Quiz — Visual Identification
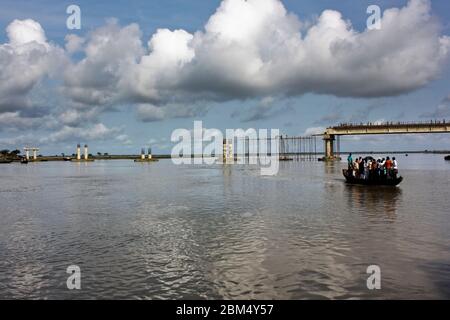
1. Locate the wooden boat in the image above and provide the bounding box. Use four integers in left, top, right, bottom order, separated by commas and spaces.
445, 155, 450, 161
343, 169, 403, 186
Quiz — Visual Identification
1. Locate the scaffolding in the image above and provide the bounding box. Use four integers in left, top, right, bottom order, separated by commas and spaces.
233, 135, 319, 162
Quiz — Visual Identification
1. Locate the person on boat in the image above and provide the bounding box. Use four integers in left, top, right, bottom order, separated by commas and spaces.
371, 159, 377, 171
380, 158, 386, 177
364, 159, 370, 180
353, 159, 359, 177
385, 157, 393, 177
368, 159, 377, 180
366, 159, 371, 179
375, 159, 382, 179
347, 153, 353, 170
358, 158, 364, 177
392, 157, 398, 178
356, 158, 361, 178
370, 159, 377, 180
384, 157, 393, 178
356, 157, 362, 178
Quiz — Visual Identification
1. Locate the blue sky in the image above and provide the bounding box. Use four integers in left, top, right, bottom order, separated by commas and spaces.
0, 0, 450, 155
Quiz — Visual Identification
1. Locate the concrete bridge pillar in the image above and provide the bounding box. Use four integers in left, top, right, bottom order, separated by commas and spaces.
77, 144, 81, 160
84, 145, 88, 160
223, 139, 233, 163
323, 134, 335, 160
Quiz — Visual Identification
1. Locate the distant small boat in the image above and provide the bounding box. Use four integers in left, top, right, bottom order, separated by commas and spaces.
0, 159, 12, 164
279, 156, 293, 161
343, 169, 403, 186
445, 155, 450, 161
134, 158, 158, 162
20, 158, 28, 164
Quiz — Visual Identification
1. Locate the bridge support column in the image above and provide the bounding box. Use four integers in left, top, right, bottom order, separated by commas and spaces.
77, 144, 81, 160
148, 148, 152, 160
223, 139, 233, 163
323, 134, 335, 160
84, 145, 88, 160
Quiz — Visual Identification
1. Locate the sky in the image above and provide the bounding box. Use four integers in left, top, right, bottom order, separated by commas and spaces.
0, 0, 450, 155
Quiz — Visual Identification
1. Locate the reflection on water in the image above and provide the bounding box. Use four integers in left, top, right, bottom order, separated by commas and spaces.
0, 154, 449, 299
324, 160, 341, 175
345, 185, 402, 218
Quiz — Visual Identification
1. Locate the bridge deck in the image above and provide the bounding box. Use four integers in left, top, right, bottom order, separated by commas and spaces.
326, 121, 450, 136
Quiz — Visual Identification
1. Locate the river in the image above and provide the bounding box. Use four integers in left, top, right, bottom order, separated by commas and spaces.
0, 154, 449, 299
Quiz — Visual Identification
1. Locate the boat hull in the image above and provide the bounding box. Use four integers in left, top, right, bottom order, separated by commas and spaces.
343, 169, 403, 186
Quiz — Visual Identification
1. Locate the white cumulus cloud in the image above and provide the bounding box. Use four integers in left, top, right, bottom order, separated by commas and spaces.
0, 0, 449, 135
0, 19, 66, 113
61, 0, 450, 111
41, 123, 123, 144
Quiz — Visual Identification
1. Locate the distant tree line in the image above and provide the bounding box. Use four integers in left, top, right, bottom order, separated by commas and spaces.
0, 149, 21, 159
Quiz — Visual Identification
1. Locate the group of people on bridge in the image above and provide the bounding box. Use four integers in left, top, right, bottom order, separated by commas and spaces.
347, 153, 399, 180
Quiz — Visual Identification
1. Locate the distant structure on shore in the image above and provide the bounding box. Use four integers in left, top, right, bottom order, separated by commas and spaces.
71, 144, 94, 162
23, 147, 39, 161
134, 147, 157, 162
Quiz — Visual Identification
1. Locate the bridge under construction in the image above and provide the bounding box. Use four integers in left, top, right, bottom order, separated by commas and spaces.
321, 120, 450, 160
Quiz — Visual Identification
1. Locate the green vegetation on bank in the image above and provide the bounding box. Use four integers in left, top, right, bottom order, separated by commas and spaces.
0, 149, 21, 161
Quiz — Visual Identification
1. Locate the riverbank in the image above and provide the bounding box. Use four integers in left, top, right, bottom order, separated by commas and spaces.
3, 154, 172, 162
2, 150, 450, 163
